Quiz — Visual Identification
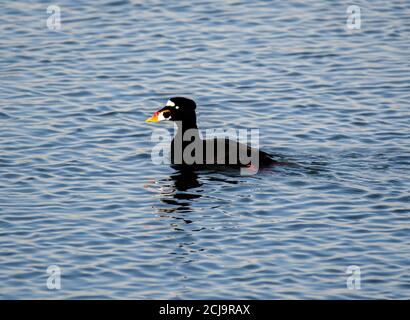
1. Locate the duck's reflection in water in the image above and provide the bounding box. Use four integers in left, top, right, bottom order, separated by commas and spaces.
157, 166, 243, 213
152, 167, 205, 264
151, 167, 248, 265
154, 166, 204, 232
160, 166, 202, 209
154, 167, 243, 227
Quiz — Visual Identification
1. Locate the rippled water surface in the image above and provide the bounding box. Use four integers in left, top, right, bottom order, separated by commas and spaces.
1, 1, 410, 299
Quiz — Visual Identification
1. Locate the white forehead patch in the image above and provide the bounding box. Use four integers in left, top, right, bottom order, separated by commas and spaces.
166, 100, 175, 107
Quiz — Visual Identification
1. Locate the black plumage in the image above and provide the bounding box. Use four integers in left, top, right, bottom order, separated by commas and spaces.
146, 97, 277, 168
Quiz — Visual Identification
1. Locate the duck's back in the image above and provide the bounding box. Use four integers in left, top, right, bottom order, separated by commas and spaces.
171, 137, 276, 167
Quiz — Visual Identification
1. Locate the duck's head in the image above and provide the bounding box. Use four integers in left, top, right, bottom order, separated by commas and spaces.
146, 97, 197, 124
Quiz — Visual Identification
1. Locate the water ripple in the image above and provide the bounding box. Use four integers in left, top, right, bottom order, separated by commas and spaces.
0, 0, 409, 299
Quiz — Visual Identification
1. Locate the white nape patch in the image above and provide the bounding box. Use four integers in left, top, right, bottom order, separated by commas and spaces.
166, 100, 175, 107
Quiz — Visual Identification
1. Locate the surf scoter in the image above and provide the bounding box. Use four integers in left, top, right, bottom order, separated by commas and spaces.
146, 97, 276, 169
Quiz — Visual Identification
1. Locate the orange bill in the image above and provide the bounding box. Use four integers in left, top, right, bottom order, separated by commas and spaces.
145, 111, 159, 122
145, 109, 171, 123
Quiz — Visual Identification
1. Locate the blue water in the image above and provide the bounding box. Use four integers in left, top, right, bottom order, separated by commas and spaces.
1, 0, 409, 299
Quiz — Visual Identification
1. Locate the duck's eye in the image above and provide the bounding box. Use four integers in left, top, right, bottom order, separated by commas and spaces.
163, 111, 171, 118
175, 106, 179, 109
